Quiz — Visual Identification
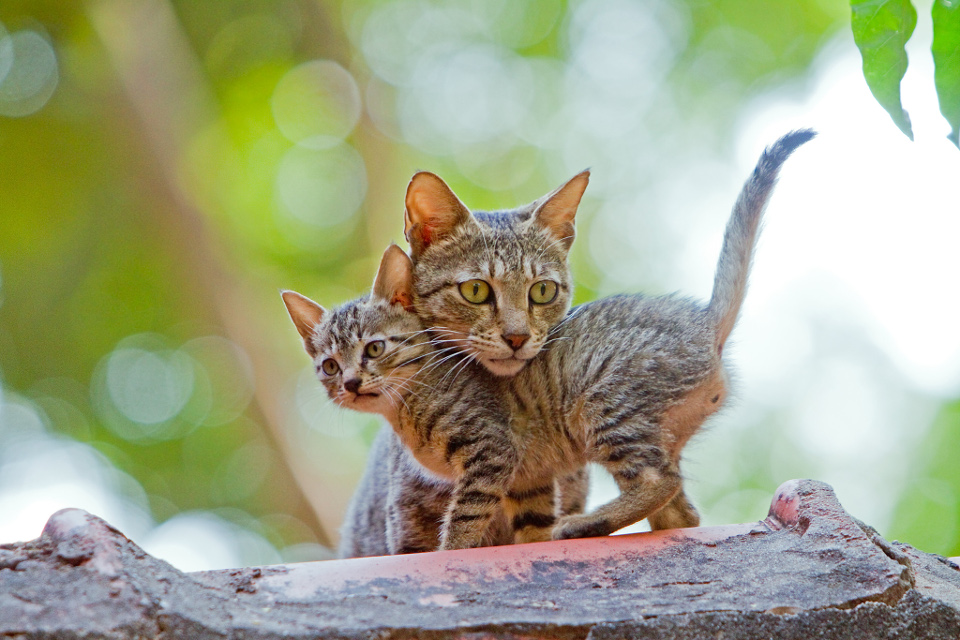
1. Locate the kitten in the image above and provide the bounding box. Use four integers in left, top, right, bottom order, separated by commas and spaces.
402, 129, 816, 538
282, 261, 588, 554
336, 425, 510, 557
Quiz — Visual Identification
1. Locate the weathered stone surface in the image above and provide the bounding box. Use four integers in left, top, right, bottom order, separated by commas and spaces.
0, 479, 958, 639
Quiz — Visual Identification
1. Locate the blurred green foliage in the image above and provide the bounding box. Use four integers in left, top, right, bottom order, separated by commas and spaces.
889, 401, 960, 556
1, 0, 956, 563
850, 0, 960, 145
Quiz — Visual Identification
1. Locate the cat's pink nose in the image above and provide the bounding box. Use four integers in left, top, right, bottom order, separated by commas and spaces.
502, 333, 529, 351
344, 378, 362, 394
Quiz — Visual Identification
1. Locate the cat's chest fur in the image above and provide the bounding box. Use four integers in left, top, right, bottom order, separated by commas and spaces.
393, 408, 456, 480
393, 367, 586, 485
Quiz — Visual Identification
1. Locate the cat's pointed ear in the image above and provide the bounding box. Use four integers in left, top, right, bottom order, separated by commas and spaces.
372, 244, 415, 312
531, 170, 590, 250
281, 290, 325, 357
404, 171, 472, 257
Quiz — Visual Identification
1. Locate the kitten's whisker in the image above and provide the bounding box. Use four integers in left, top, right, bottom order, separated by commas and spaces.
384, 385, 413, 413
392, 375, 441, 395
384, 369, 441, 395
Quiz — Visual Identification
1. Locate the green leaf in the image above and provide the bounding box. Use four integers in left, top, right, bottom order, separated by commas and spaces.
850, 0, 917, 139
933, 0, 960, 147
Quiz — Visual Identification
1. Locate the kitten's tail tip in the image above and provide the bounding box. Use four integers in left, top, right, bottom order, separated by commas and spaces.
772, 128, 817, 153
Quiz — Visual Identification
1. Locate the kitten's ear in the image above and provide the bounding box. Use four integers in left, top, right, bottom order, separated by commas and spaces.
531, 170, 590, 250
372, 244, 415, 312
404, 171, 472, 257
281, 290, 325, 358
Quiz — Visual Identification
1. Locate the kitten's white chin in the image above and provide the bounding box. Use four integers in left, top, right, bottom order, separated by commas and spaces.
482, 356, 529, 377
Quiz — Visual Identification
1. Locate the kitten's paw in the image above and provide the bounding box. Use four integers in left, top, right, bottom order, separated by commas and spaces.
439, 533, 482, 551
513, 527, 553, 545
648, 504, 699, 530
552, 514, 613, 540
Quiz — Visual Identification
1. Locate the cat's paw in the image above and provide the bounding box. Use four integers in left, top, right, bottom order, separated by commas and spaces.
551, 514, 613, 540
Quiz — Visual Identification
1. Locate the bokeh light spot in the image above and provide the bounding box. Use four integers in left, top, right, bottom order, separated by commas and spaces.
481, 0, 562, 49
181, 336, 255, 427
276, 143, 367, 227
140, 511, 280, 571
0, 30, 58, 117
271, 60, 361, 149
0, 22, 12, 85
105, 347, 194, 426
205, 14, 294, 78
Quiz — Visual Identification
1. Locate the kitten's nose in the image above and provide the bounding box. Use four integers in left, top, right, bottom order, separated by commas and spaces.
344, 378, 362, 394
502, 333, 530, 351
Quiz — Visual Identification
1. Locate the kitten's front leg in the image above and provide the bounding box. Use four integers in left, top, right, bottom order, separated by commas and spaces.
504, 482, 558, 544
440, 434, 519, 551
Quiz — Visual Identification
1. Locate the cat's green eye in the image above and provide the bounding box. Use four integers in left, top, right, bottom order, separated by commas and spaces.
529, 280, 558, 304
365, 340, 385, 358
459, 279, 491, 304
321, 359, 340, 376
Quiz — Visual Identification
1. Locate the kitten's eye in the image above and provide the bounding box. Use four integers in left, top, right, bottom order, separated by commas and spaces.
529, 280, 558, 304
459, 279, 491, 304
365, 340, 385, 358
321, 359, 340, 376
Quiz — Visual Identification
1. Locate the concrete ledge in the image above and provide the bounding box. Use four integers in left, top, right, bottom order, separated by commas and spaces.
1, 479, 958, 639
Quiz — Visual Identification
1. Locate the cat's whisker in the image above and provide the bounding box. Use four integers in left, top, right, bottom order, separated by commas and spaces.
438, 348, 479, 388
542, 335, 574, 350
420, 353, 469, 381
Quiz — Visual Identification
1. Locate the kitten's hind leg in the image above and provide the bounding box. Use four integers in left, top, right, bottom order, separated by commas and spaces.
556, 468, 589, 517
553, 422, 680, 539
553, 467, 681, 540
385, 449, 450, 554
647, 486, 700, 531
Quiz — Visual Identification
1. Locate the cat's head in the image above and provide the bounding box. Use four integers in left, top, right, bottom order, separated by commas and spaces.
403, 170, 589, 377
281, 245, 431, 420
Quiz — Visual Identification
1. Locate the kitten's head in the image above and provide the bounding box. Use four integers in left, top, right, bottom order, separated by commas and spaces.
281, 245, 431, 419
404, 171, 589, 377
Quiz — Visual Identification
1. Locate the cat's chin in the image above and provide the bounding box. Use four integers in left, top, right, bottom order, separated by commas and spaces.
481, 356, 530, 377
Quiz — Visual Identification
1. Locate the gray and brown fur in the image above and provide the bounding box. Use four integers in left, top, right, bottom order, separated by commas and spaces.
402, 129, 816, 541
404, 170, 589, 378
282, 250, 588, 555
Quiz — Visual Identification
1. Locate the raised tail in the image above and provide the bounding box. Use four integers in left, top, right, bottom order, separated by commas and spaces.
707, 129, 816, 350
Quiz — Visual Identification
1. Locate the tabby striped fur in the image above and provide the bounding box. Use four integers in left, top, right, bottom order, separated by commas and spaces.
283, 266, 588, 555
404, 129, 816, 541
